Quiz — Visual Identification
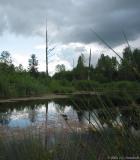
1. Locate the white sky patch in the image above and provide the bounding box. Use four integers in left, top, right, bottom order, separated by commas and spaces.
130, 37, 140, 49
48, 54, 72, 76
35, 44, 46, 50
12, 53, 29, 69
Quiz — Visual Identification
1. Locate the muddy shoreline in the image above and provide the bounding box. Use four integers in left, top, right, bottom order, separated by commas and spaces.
0, 91, 104, 103
0, 94, 70, 103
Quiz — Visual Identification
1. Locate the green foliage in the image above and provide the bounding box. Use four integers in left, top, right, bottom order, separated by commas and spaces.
118, 47, 140, 80
74, 54, 88, 80
95, 54, 118, 81
53, 47, 140, 82
72, 80, 100, 91
0, 52, 50, 98
53, 70, 74, 81
48, 80, 75, 93
0, 63, 47, 97
28, 54, 38, 77
55, 64, 66, 73
0, 47, 140, 98
0, 51, 12, 65
76, 53, 85, 69
0, 136, 52, 160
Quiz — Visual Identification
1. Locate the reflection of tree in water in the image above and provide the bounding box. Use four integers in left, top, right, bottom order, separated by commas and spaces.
76, 110, 84, 122
28, 104, 37, 123
44, 102, 48, 148
98, 109, 118, 128
121, 108, 140, 130
55, 103, 66, 114
53, 99, 71, 108
0, 111, 11, 126
45, 102, 48, 122
28, 102, 49, 123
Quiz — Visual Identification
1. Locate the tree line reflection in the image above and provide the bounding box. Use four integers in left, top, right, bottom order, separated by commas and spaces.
0, 98, 140, 133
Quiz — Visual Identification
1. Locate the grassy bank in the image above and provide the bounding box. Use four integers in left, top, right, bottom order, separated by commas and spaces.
0, 72, 140, 99
0, 47, 140, 98
0, 126, 140, 160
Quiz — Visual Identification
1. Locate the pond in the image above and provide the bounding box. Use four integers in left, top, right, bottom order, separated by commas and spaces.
0, 96, 140, 158
0, 97, 139, 134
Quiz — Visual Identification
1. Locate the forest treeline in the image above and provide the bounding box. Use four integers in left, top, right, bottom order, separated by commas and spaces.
54, 47, 140, 82
0, 47, 140, 98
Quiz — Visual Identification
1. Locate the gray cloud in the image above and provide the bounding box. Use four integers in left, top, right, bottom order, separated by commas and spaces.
0, 0, 140, 47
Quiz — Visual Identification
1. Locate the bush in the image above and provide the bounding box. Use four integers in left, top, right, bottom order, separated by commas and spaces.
72, 80, 100, 91
48, 80, 75, 93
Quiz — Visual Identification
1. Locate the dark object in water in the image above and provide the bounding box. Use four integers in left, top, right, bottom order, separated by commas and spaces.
61, 114, 68, 120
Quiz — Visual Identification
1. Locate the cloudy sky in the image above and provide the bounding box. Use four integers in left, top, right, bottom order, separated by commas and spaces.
0, 0, 140, 75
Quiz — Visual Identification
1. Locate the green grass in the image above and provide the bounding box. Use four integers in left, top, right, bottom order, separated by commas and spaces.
0, 125, 140, 160
0, 92, 140, 160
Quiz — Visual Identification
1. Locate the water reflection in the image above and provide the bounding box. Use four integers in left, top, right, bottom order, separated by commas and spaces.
0, 100, 140, 135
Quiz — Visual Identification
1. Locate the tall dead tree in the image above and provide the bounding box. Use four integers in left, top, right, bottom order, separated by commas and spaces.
73, 59, 75, 69
88, 49, 92, 80
46, 21, 48, 76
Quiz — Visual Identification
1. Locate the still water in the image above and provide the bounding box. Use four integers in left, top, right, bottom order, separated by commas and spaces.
0, 101, 100, 130
0, 98, 140, 135
0, 97, 140, 157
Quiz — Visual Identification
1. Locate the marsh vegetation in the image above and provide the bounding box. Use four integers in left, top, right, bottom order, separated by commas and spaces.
0, 96, 140, 160
0, 47, 140, 159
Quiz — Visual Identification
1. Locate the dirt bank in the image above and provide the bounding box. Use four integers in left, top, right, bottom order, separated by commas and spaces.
0, 91, 103, 103
0, 94, 69, 103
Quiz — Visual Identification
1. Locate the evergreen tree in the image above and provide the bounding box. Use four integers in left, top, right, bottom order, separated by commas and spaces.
28, 54, 38, 77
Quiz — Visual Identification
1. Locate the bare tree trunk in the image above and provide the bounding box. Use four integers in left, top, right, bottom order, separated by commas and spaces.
46, 20, 48, 76
88, 49, 92, 80
44, 102, 48, 148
